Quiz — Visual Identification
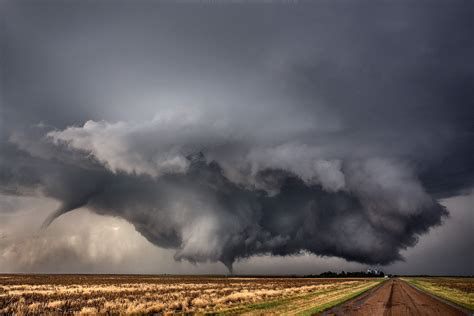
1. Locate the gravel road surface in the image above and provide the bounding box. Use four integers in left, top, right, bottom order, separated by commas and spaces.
320, 279, 469, 316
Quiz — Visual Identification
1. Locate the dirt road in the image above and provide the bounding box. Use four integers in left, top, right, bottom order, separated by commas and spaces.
321, 278, 469, 316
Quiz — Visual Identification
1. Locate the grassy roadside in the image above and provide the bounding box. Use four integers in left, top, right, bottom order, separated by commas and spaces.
211, 291, 318, 315
297, 280, 383, 316
402, 277, 474, 311
215, 279, 385, 315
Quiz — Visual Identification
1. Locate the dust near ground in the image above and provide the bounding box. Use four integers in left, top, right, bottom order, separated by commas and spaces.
321, 279, 469, 316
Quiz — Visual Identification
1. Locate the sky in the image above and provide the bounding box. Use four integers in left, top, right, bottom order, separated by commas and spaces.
0, 0, 473, 275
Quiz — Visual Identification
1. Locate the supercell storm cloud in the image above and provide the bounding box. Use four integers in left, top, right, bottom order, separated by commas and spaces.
1, 1, 473, 271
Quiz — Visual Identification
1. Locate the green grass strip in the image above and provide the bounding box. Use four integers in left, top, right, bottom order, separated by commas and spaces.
297, 280, 384, 316
212, 290, 325, 315
402, 278, 474, 311
212, 280, 384, 316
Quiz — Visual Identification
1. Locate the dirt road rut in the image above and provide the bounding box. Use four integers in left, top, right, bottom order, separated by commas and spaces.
320, 279, 469, 316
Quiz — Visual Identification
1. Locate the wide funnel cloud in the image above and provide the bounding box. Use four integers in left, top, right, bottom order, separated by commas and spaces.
1, 1, 473, 271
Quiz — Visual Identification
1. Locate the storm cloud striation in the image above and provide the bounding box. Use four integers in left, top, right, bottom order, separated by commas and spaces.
1, 1, 473, 271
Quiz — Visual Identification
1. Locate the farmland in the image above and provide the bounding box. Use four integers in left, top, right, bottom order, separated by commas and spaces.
0, 275, 383, 315
402, 277, 474, 311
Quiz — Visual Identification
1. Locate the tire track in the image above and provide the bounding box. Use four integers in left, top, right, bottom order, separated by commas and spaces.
384, 279, 394, 316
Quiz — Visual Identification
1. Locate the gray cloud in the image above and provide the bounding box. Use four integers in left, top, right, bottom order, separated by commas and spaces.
0, 138, 450, 271
1, 0, 473, 273
1, 194, 471, 275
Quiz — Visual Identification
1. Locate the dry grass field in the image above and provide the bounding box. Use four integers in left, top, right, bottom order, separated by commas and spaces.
402, 277, 474, 311
0, 275, 383, 315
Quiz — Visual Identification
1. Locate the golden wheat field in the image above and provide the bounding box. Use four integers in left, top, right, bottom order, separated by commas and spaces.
0, 274, 383, 315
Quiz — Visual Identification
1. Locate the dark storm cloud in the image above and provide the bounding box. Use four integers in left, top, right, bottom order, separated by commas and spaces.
1, 0, 473, 271
0, 148, 449, 271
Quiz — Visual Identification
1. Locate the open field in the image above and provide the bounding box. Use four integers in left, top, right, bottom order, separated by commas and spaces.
0, 275, 383, 315
402, 277, 474, 311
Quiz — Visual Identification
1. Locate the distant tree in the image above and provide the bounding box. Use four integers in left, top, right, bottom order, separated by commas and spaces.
304, 269, 385, 278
